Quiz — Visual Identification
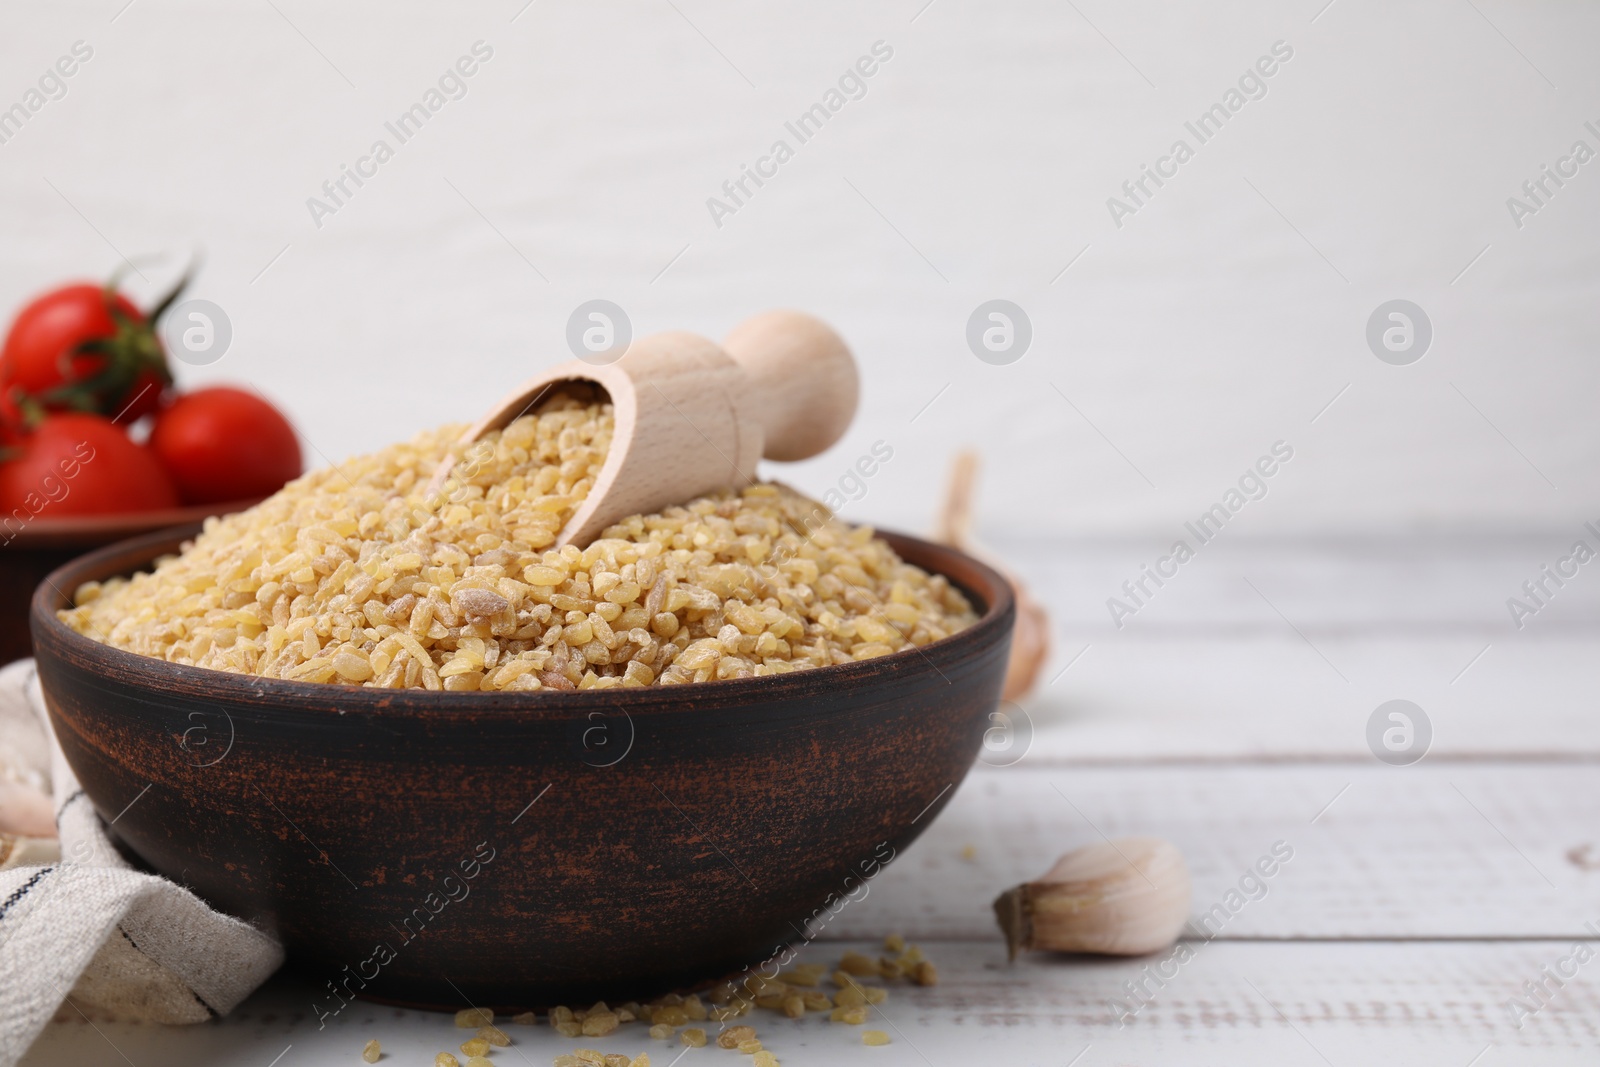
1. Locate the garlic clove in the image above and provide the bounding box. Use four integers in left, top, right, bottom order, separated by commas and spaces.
993, 837, 1191, 959
0, 780, 56, 839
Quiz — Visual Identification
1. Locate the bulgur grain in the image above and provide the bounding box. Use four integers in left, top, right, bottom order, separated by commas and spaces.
863, 1030, 890, 1046
512, 1011, 539, 1025
61, 402, 976, 687
460, 1038, 490, 1057
751, 1053, 778, 1067
455, 1008, 494, 1028
652, 1006, 688, 1027
478, 1024, 510, 1046
361, 1038, 381, 1062
834, 986, 866, 1009
715, 1025, 755, 1049
435, 1054, 460, 1067
838, 951, 878, 976
680, 1028, 707, 1047
648, 1024, 674, 1040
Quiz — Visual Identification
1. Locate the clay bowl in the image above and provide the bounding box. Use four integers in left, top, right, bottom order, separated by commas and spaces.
31, 523, 1014, 1010
0, 502, 261, 665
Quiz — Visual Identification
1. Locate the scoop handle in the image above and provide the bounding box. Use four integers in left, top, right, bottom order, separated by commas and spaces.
722, 310, 859, 462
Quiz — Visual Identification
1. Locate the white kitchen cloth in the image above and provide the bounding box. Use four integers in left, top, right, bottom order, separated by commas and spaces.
0, 659, 283, 1067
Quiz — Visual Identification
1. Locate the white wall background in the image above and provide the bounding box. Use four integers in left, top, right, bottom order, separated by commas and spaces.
1, 0, 1596, 538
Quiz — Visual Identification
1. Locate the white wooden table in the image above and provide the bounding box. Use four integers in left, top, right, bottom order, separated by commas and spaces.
22, 535, 1600, 1065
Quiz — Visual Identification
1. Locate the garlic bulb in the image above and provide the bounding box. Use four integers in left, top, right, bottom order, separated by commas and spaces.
993, 837, 1191, 958
936, 450, 1049, 700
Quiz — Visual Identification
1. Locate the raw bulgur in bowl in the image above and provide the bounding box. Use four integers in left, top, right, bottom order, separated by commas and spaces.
30, 398, 1013, 1007
58, 399, 978, 691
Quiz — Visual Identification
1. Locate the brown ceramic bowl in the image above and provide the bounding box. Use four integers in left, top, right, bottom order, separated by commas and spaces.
0, 502, 261, 665
31, 524, 1014, 1010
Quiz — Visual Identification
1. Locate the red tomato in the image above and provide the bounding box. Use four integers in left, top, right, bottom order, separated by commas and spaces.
0, 413, 178, 519
0, 282, 171, 422
0, 388, 25, 448
149, 387, 301, 505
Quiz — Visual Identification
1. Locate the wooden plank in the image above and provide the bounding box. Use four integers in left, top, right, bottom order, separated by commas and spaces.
25, 941, 1600, 1065
998, 532, 1600, 634
992, 534, 1600, 759
1015, 637, 1600, 760
823, 764, 1600, 941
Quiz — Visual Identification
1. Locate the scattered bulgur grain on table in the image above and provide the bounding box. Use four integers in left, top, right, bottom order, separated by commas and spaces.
435, 1054, 460, 1067
512, 1011, 538, 1025
839, 951, 879, 976
680, 1027, 707, 1047
648, 1023, 674, 1040
464, 1057, 493, 1067
454, 1008, 494, 1028
715, 1025, 756, 1049
460, 1037, 490, 1057
478, 1024, 511, 1046
751, 1052, 779, 1067
863, 1030, 891, 1046
652, 1006, 689, 1027
361, 1038, 381, 1062
61, 401, 976, 689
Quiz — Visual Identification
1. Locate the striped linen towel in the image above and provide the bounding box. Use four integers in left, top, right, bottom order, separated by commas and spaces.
0, 659, 283, 1067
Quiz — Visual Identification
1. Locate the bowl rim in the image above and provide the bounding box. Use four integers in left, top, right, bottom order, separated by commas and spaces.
31, 521, 1015, 718
4, 498, 265, 549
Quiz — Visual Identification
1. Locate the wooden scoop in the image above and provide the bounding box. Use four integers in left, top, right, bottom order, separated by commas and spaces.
430, 309, 859, 547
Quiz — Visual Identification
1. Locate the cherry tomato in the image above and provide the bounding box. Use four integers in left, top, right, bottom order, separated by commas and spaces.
149, 386, 301, 505
0, 413, 178, 518
0, 280, 174, 422
0, 389, 26, 449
